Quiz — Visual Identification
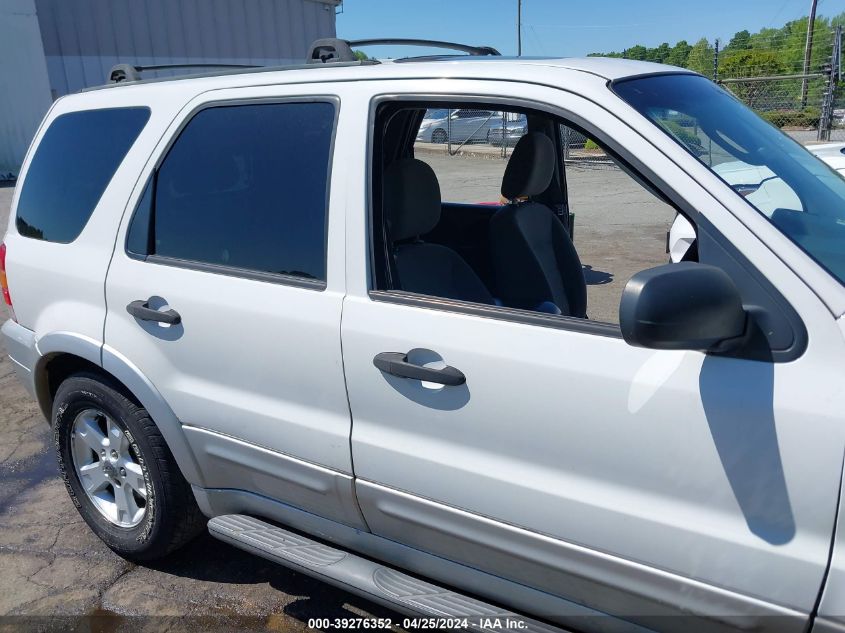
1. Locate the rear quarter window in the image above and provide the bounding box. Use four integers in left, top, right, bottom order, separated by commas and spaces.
15, 107, 150, 243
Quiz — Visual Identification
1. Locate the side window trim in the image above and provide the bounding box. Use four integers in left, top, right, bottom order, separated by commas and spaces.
367, 92, 692, 336
369, 289, 621, 338
145, 254, 327, 290
123, 95, 340, 291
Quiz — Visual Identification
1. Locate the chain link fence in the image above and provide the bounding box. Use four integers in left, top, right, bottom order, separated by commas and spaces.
560, 127, 614, 169
414, 108, 522, 160
414, 108, 615, 168
715, 25, 843, 142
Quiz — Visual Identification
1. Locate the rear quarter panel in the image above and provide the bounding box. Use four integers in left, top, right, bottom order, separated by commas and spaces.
3, 85, 191, 346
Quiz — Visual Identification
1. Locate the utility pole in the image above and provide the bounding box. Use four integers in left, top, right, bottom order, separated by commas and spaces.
517, 0, 522, 57
713, 38, 720, 82
801, 0, 819, 108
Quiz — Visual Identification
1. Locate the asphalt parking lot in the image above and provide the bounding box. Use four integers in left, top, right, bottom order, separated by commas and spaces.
0, 154, 672, 628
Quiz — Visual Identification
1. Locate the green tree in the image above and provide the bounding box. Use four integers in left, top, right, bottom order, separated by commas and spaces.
720, 49, 785, 77
725, 29, 751, 51
650, 42, 671, 63
626, 44, 648, 60
665, 40, 692, 68
587, 12, 839, 85
353, 50, 369, 61
719, 50, 787, 107
685, 38, 715, 75
749, 27, 785, 52
774, 17, 833, 72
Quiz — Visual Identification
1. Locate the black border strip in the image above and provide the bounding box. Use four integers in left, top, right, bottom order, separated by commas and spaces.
368, 290, 621, 338
143, 254, 326, 290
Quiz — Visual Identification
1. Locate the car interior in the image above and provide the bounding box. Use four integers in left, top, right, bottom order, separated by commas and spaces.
371, 101, 687, 322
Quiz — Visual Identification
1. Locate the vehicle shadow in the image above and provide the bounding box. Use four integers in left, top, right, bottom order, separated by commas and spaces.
699, 355, 795, 545
582, 265, 613, 285
144, 532, 403, 627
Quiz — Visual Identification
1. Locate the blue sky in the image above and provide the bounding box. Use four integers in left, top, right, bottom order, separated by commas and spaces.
336, 0, 845, 58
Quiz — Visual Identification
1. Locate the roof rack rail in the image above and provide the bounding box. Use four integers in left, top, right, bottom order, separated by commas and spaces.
307, 39, 358, 64
353, 39, 501, 57
306, 38, 500, 63
108, 62, 261, 83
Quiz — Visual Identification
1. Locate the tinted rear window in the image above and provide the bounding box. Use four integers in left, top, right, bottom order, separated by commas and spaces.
16, 107, 150, 243
133, 101, 335, 282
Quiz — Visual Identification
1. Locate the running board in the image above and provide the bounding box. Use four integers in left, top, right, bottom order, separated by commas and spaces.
208, 514, 563, 632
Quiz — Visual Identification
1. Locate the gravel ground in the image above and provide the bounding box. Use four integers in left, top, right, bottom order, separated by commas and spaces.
0, 154, 672, 627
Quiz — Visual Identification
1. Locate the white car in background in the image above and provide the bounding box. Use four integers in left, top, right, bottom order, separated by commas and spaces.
808, 142, 845, 174
669, 142, 845, 261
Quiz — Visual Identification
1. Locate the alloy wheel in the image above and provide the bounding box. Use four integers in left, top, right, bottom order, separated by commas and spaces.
70, 408, 148, 528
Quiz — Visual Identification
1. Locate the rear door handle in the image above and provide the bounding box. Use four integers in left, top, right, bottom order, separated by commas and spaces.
373, 352, 465, 386
126, 299, 181, 325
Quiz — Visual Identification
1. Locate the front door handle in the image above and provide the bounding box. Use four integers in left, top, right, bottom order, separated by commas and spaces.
126, 299, 181, 325
373, 352, 465, 386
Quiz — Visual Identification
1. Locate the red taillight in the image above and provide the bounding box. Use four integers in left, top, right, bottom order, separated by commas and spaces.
0, 242, 16, 322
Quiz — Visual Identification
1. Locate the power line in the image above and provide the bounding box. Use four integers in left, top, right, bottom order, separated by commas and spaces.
527, 22, 664, 29
528, 25, 547, 56
767, 0, 793, 26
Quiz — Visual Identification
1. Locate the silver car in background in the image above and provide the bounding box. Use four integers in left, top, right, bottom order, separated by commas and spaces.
488, 114, 528, 146
416, 108, 502, 144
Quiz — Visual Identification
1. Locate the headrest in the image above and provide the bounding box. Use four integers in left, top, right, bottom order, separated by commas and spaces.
501, 132, 555, 201
384, 158, 442, 241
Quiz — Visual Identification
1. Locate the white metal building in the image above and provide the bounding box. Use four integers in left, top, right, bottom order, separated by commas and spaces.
0, 0, 340, 177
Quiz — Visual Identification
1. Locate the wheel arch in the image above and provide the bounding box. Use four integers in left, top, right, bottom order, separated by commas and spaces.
34, 333, 205, 486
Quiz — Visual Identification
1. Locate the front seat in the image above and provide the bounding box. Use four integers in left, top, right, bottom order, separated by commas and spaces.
489, 132, 587, 318
384, 158, 495, 305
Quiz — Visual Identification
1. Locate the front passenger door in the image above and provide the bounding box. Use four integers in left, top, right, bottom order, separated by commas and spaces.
342, 83, 845, 633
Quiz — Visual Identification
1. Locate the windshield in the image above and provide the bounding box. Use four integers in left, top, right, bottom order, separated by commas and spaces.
614, 73, 845, 287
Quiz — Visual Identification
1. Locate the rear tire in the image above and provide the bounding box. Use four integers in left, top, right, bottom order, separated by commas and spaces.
432, 128, 447, 144
53, 372, 205, 561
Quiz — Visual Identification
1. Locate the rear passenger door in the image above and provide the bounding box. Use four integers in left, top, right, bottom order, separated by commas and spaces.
104, 87, 365, 530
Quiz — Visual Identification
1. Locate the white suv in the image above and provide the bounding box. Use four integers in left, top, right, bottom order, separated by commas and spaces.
3, 39, 845, 633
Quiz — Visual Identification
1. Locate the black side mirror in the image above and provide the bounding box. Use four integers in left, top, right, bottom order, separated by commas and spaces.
620, 263, 748, 353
